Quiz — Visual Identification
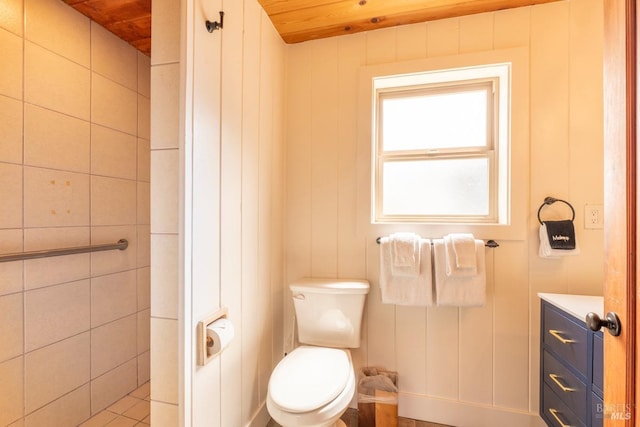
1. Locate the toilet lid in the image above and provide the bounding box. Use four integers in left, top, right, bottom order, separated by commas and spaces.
269, 346, 351, 413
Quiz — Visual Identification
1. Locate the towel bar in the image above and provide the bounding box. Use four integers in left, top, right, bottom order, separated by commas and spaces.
375, 237, 499, 248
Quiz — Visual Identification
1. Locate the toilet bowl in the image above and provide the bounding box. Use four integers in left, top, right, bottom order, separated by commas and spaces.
266, 346, 355, 427
266, 278, 369, 427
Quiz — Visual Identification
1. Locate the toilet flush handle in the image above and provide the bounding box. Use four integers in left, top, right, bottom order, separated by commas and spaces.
293, 293, 306, 300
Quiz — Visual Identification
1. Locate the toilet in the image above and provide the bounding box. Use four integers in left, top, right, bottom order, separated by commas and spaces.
266, 278, 370, 427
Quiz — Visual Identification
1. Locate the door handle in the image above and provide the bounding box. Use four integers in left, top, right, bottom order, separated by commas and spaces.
586, 311, 621, 336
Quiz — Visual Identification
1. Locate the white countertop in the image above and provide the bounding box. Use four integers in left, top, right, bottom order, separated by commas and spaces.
538, 293, 604, 322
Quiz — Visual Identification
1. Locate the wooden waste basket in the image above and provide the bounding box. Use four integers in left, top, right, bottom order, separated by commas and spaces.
357, 367, 398, 427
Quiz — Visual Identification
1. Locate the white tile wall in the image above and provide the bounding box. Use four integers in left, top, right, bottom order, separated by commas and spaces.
137, 267, 151, 310
91, 225, 138, 276
0, 28, 23, 99
150, 318, 178, 404
90, 360, 138, 414
25, 384, 91, 427
0, 357, 24, 426
137, 53, 151, 98
150, 401, 178, 427
25, 333, 91, 413
23, 166, 91, 227
91, 270, 138, 327
0, 293, 23, 362
149, 64, 180, 149
137, 139, 151, 182
137, 225, 151, 267
90, 125, 137, 180
0, 229, 23, 296
0, 95, 24, 163
150, 150, 179, 232
90, 23, 138, 90
91, 73, 138, 135
24, 280, 90, 352
91, 176, 137, 226
24, 227, 90, 290
91, 315, 137, 379
24, 0, 90, 66
150, 234, 178, 319
24, 104, 91, 173
0, 162, 23, 228
0, 0, 151, 424
150, 0, 180, 65
24, 41, 90, 120
0, 0, 23, 35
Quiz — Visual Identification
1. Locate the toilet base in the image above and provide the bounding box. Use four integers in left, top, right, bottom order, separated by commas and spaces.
335, 419, 347, 427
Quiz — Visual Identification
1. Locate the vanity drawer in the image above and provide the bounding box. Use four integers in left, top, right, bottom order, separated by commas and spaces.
543, 350, 587, 421
543, 304, 588, 376
542, 383, 586, 427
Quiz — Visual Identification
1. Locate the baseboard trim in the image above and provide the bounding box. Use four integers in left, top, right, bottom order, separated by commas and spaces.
398, 393, 546, 427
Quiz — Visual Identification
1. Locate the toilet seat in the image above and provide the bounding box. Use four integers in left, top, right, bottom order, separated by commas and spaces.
269, 346, 351, 413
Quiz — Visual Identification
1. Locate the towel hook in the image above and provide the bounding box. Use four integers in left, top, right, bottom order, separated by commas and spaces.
206, 11, 224, 32
537, 196, 575, 225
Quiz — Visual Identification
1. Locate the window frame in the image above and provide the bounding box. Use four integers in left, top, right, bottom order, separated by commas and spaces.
375, 78, 499, 223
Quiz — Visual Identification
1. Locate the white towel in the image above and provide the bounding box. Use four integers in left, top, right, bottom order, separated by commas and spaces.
444, 234, 477, 276
450, 233, 477, 269
379, 237, 433, 306
539, 224, 581, 258
390, 232, 421, 277
434, 239, 486, 307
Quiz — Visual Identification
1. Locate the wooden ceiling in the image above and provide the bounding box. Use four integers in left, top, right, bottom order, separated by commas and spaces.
62, 0, 151, 56
62, 0, 563, 56
259, 0, 562, 44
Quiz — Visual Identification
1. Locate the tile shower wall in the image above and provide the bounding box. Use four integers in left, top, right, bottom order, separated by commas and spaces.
0, 0, 150, 425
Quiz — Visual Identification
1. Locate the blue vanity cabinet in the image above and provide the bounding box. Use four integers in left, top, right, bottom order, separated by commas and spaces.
539, 295, 604, 427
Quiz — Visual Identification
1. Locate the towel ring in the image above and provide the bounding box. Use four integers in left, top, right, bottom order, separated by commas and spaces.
537, 196, 575, 225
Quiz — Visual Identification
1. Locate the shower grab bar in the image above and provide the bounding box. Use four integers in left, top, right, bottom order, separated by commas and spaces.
0, 239, 128, 263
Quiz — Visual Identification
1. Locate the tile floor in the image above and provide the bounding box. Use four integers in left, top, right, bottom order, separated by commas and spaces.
79, 382, 150, 427
78, 383, 450, 427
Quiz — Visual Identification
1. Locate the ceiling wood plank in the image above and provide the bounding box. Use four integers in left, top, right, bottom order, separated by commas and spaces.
266, 0, 562, 43
60, 0, 566, 56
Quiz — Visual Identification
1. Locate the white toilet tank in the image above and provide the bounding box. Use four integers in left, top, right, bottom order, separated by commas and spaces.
290, 278, 369, 348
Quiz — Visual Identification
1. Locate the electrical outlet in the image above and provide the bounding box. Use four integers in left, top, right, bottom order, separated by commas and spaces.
584, 204, 604, 229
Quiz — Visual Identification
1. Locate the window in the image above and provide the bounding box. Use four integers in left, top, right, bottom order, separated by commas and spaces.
372, 63, 510, 224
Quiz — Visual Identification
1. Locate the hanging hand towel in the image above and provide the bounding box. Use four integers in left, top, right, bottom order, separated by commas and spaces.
539, 223, 581, 258
537, 197, 580, 258
379, 237, 433, 306
433, 239, 486, 307
444, 233, 477, 276
390, 232, 421, 277
544, 220, 576, 249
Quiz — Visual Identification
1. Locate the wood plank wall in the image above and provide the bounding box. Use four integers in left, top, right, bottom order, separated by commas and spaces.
150, 0, 286, 425
284, 0, 604, 425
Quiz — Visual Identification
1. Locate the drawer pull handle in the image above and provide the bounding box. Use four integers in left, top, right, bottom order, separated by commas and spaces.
549, 329, 576, 344
548, 374, 576, 392
549, 408, 572, 427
